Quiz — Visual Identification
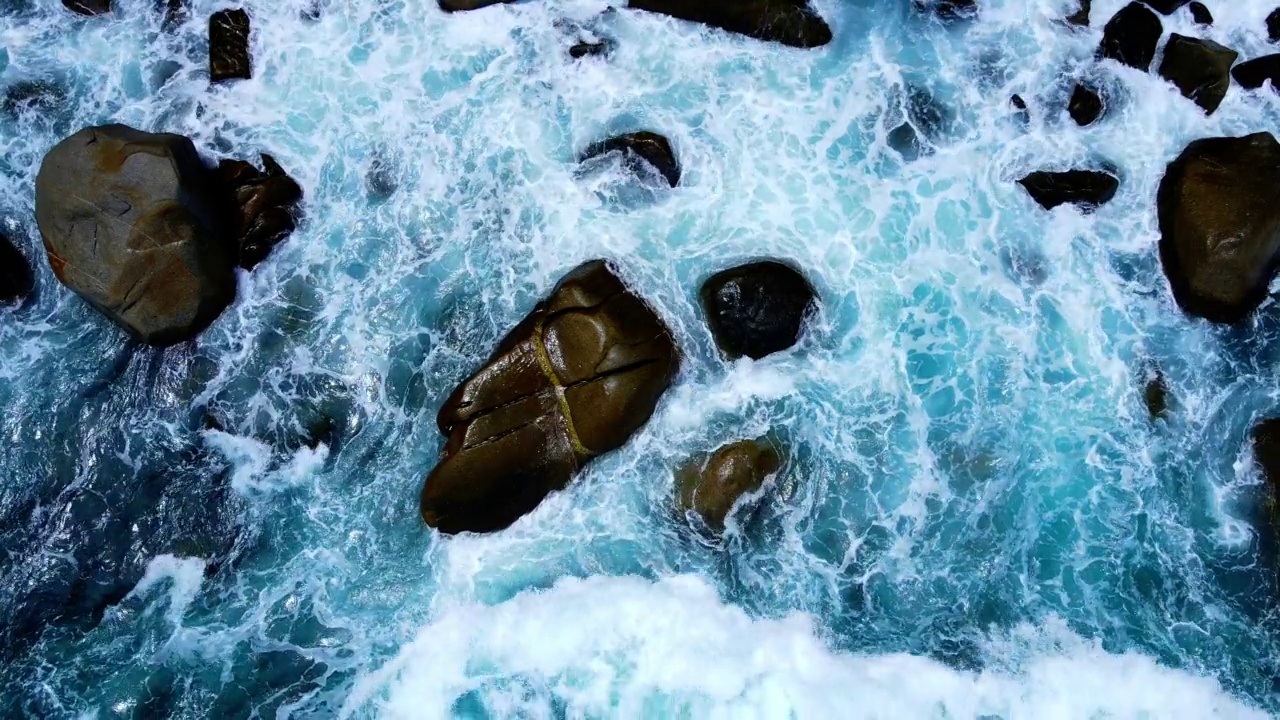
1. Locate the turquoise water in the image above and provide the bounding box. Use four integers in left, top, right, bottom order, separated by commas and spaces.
2, 0, 1280, 716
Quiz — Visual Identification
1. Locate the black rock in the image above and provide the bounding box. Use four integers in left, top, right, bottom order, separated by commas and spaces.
1010, 94, 1029, 124
569, 39, 613, 59
1017, 170, 1119, 211
700, 260, 817, 360
63, 0, 110, 14
439, 0, 512, 10
1144, 0, 1188, 13
209, 9, 251, 83
160, 0, 184, 30
1188, 2, 1211, 25
580, 131, 680, 188
1010, 94, 1026, 110
0, 233, 33, 303
1143, 367, 1169, 420
627, 0, 832, 49
1158, 133, 1280, 324
1232, 54, 1280, 90
1066, 0, 1089, 26
888, 85, 952, 161
1254, 419, 1280, 487
1098, 2, 1162, 72
1068, 84, 1103, 126
1269, 8, 1280, 42
216, 154, 304, 270
912, 0, 977, 20
1158, 34, 1237, 114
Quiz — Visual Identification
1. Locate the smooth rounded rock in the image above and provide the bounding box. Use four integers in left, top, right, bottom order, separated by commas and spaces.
1157, 34, 1237, 115
1158, 133, 1280, 324
420, 260, 679, 534
1098, 2, 1162, 72
580, 131, 680, 188
1068, 84, 1103, 126
1232, 55, 1280, 90
1017, 170, 1118, 212
700, 260, 817, 361
35, 124, 236, 345
677, 439, 781, 531
1188, 2, 1211, 25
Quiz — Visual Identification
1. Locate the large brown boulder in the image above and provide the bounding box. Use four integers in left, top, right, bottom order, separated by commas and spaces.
1157, 35, 1237, 115
627, 0, 831, 49
1098, 2, 1162, 71
1158, 133, 1280, 324
676, 438, 781, 530
420, 260, 679, 534
35, 124, 236, 345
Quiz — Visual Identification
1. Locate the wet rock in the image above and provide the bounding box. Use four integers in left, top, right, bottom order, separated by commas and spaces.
1017, 170, 1118, 212
1010, 94, 1029, 124
700, 260, 817, 360
35, 124, 236, 345
1157, 133, 1280, 324
1269, 8, 1280, 43
1143, 367, 1169, 420
1254, 418, 1280, 490
580, 131, 680, 188
1068, 84, 1103, 126
570, 39, 613, 59
1144, 0, 1188, 13
627, 0, 832, 49
63, 0, 110, 15
1098, 2, 1162, 72
161, 0, 185, 30
1157, 34, 1237, 114
209, 9, 251, 83
2, 80, 66, 118
0, 233, 33, 303
439, 0, 512, 11
215, 154, 303, 270
420, 260, 679, 534
912, 0, 977, 20
677, 439, 782, 530
1188, 2, 1211, 25
1066, 0, 1089, 26
1232, 55, 1280, 90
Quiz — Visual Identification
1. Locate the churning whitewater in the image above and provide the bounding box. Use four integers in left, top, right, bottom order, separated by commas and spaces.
2, 0, 1280, 716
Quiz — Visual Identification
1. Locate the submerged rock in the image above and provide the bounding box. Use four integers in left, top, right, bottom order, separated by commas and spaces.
1144, 0, 1188, 13
0, 233, 33, 303
438, 0, 512, 11
420, 260, 679, 534
627, 0, 832, 49
216, 154, 303, 270
1189, 2, 1211, 25
1158, 133, 1280, 324
912, 0, 977, 20
580, 131, 680, 188
1068, 84, 1103, 126
1143, 366, 1170, 420
1157, 34, 1237, 114
1232, 55, 1280, 91
677, 438, 782, 531
569, 39, 613, 59
1066, 0, 1090, 26
209, 9, 251, 83
887, 85, 952, 161
1017, 170, 1118, 211
1098, 2, 1162, 72
63, 0, 110, 15
161, 0, 185, 30
700, 260, 817, 360
35, 124, 236, 345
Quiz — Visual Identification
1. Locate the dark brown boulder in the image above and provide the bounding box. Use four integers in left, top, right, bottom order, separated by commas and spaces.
1098, 3, 1162, 71
215, 154, 303, 269
34, 124, 236, 345
63, 0, 110, 15
580, 131, 680, 188
1017, 170, 1118, 212
627, 0, 831, 49
677, 439, 781, 530
1158, 133, 1280, 324
1144, 0, 1188, 13
1232, 55, 1280, 90
439, 0, 513, 11
1068, 84, 1103, 126
420, 260, 679, 534
209, 9, 251, 83
1066, 0, 1090, 26
1188, 2, 1211, 25
0, 233, 33, 303
1157, 35, 1237, 114
700, 260, 817, 361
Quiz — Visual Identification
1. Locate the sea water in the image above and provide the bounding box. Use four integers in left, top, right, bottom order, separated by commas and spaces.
1, 0, 1279, 716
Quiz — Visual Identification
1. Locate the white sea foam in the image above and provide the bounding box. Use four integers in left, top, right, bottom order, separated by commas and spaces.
346, 574, 1264, 719
125, 554, 207, 626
